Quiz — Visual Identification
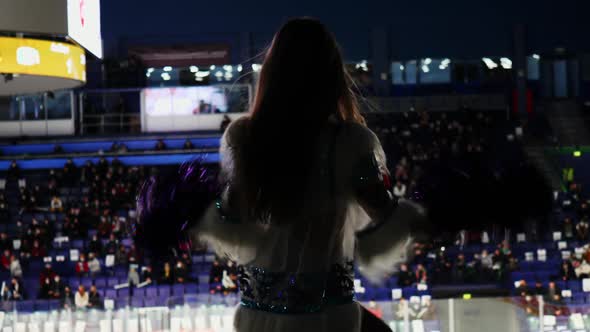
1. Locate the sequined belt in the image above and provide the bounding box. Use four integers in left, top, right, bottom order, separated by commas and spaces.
237, 262, 355, 314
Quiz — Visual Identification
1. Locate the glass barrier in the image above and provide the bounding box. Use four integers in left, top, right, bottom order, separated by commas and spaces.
2, 295, 590, 332
80, 90, 142, 135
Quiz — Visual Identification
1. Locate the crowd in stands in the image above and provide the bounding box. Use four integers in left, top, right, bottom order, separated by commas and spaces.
365, 110, 526, 289
0, 109, 589, 316
0, 155, 239, 311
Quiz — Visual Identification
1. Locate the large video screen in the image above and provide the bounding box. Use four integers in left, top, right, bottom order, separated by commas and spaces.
141, 85, 250, 132
0, 37, 86, 82
67, 0, 103, 58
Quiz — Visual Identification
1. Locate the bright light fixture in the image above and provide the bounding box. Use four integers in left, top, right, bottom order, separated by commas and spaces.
482, 58, 498, 69
163, 66, 173, 72
190, 66, 199, 73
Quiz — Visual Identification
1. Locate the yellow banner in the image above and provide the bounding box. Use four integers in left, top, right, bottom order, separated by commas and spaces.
0, 37, 86, 82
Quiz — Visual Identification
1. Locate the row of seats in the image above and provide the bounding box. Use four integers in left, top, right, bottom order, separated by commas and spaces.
5, 293, 239, 313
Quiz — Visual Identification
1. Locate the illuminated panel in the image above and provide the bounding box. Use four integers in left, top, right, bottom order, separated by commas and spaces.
0, 37, 86, 82
67, 0, 103, 58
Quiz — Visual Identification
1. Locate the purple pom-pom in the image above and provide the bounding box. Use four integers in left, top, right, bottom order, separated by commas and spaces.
135, 159, 220, 257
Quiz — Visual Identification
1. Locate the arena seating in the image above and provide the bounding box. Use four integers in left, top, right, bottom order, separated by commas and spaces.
0, 110, 587, 316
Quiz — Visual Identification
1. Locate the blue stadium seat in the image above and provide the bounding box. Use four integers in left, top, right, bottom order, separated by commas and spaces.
134, 287, 146, 297
48, 300, 61, 310
158, 285, 171, 298
16, 300, 35, 312
34, 300, 49, 311
115, 298, 128, 309
107, 277, 119, 287
131, 297, 144, 308
198, 284, 209, 294
94, 278, 107, 288
105, 289, 117, 299
144, 297, 157, 307
145, 286, 158, 298
185, 284, 197, 295
157, 295, 169, 306
172, 284, 185, 296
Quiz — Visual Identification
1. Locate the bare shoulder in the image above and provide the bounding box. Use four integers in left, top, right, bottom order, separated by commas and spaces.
224, 116, 251, 147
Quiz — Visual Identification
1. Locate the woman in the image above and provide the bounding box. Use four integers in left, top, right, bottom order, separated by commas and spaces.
138, 18, 424, 332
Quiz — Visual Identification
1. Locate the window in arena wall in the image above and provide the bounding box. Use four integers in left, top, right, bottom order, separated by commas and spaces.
391, 61, 404, 85
418, 58, 451, 84
527, 54, 541, 80
404, 60, 418, 85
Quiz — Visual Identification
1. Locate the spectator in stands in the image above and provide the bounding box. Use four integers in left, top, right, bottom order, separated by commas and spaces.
452, 253, 468, 283
516, 280, 530, 297
183, 139, 194, 150
579, 202, 589, 219
397, 263, 415, 287
50, 196, 63, 213
414, 264, 427, 284
559, 261, 576, 281
545, 281, 562, 304
209, 259, 223, 284
575, 258, 590, 279
155, 139, 166, 151
128, 265, 140, 289
1, 283, 11, 302
115, 245, 129, 266
105, 233, 118, 254
479, 249, 493, 272
174, 260, 187, 283
10, 277, 24, 301
88, 285, 101, 309
97, 217, 112, 238
39, 264, 56, 286
74, 285, 89, 310
533, 281, 545, 296
393, 181, 406, 199
0, 234, 10, 252
31, 240, 46, 258
75, 254, 89, 277
50, 275, 65, 299
88, 235, 103, 256
61, 286, 74, 309
160, 262, 174, 285
88, 253, 101, 276
1, 250, 11, 270
576, 218, 590, 241
563, 218, 574, 239
9, 255, 22, 279
7, 160, 20, 181
141, 265, 154, 284
38, 276, 52, 299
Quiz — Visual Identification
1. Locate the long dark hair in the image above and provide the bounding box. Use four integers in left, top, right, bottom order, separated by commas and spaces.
230, 18, 364, 222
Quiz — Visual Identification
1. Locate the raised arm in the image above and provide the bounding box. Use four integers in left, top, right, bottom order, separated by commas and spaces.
353, 128, 426, 284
